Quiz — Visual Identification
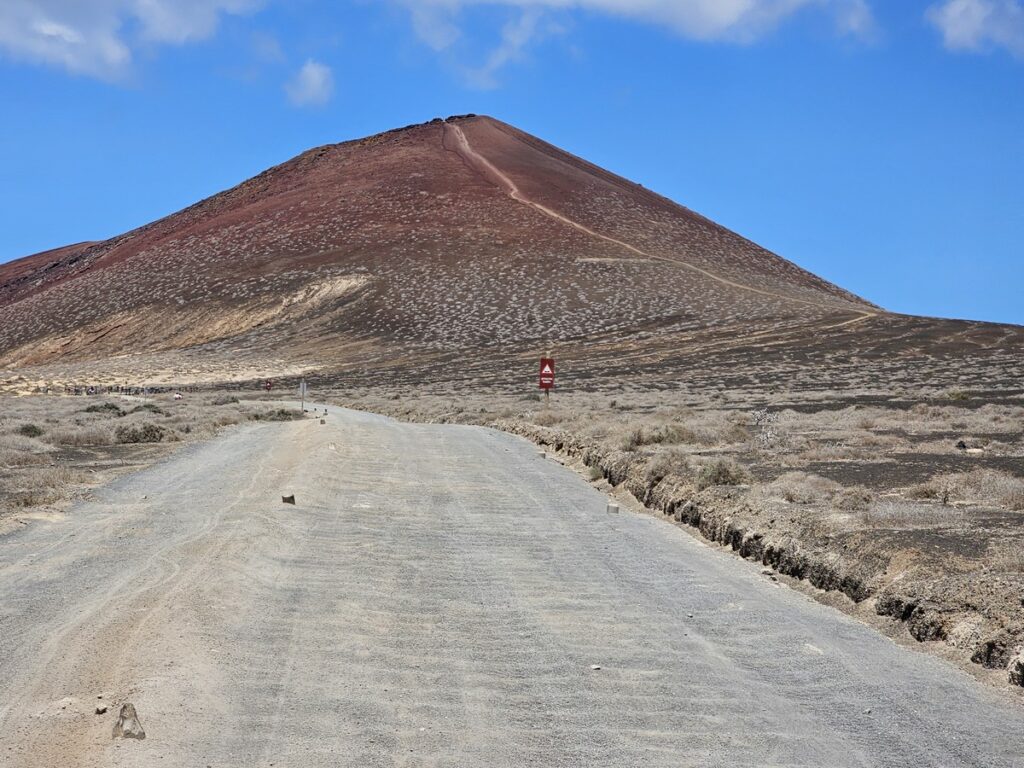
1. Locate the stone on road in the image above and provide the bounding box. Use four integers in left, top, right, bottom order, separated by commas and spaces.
112, 703, 145, 740
0, 408, 1021, 767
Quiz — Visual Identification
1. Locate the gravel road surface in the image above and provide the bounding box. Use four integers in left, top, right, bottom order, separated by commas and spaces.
1, 408, 1022, 767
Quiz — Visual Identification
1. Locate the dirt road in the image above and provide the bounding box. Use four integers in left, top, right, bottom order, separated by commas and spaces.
1, 408, 1021, 767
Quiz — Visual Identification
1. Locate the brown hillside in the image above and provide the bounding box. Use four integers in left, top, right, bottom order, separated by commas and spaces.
0, 115, 1020, 395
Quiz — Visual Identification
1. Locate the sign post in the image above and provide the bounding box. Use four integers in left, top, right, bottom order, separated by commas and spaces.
299, 379, 308, 412
539, 355, 555, 406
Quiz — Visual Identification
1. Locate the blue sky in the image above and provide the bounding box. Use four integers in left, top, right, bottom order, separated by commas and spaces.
0, 0, 1021, 324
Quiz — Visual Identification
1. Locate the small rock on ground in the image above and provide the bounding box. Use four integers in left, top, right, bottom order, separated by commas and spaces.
1008, 651, 1024, 687
112, 703, 145, 740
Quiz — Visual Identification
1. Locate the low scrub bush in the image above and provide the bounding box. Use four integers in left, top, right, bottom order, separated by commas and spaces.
799, 443, 864, 462
83, 402, 125, 417
49, 426, 116, 447
645, 450, 691, 483
115, 423, 166, 444
908, 481, 946, 502
621, 426, 647, 452
0, 447, 48, 467
12, 488, 61, 508
913, 469, 1024, 511
130, 403, 167, 416
16, 424, 44, 438
248, 408, 303, 422
991, 547, 1024, 573
1006, 488, 1024, 512
768, 472, 840, 504
835, 487, 873, 512
0, 433, 49, 456
531, 410, 566, 427
858, 501, 964, 529
9, 466, 86, 508
695, 458, 749, 491
620, 424, 699, 452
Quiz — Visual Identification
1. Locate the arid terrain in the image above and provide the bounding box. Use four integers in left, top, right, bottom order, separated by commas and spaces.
1, 114, 1022, 698
0, 391, 301, 535
3, 407, 1021, 768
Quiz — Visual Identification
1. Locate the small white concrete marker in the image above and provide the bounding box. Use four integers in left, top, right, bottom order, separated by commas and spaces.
606, 502, 620, 515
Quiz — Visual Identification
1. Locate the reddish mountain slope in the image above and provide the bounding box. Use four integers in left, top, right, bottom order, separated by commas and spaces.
0, 115, 1020, 394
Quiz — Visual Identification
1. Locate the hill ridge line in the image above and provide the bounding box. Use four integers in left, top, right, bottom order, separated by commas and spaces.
441, 119, 877, 325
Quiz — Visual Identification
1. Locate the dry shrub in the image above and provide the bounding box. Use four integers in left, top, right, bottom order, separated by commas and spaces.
835, 486, 873, 511
848, 431, 900, 449
50, 426, 116, 446
10, 466, 88, 508
858, 501, 964, 529
1006, 488, 1024, 512
0, 447, 49, 467
621, 423, 698, 451
530, 410, 566, 427
620, 426, 647, 452
83, 402, 125, 417
768, 472, 840, 504
695, 458, 749, 491
11, 488, 61, 508
911, 403, 946, 419
17, 424, 44, 438
907, 481, 943, 501
248, 408, 304, 423
660, 424, 700, 444
645, 450, 691, 483
678, 413, 748, 446
990, 547, 1024, 573
115, 423, 166, 444
915, 469, 1024, 511
130, 403, 167, 416
0, 433, 46, 453
799, 443, 864, 462
0, 434, 52, 467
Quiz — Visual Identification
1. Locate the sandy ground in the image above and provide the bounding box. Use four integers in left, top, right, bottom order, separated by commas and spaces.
0, 405, 1022, 767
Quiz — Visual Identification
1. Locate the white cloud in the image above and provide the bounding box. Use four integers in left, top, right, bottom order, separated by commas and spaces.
133, 0, 260, 44
399, 0, 876, 46
398, 0, 877, 86
251, 30, 285, 63
927, 0, 1024, 57
0, 0, 260, 79
835, 0, 875, 38
409, 5, 462, 50
285, 58, 334, 106
464, 9, 545, 88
